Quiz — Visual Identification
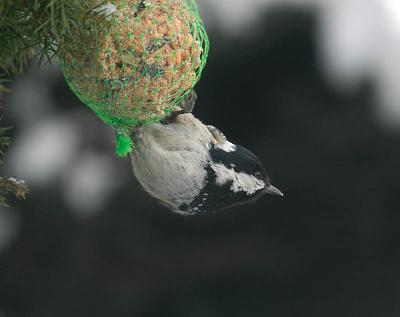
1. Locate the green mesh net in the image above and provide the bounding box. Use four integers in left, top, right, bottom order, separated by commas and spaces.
59, 0, 209, 156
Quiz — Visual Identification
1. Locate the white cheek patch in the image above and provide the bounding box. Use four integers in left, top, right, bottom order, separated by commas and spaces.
215, 141, 236, 153
211, 163, 234, 186
211, 163, 266, 195
233, 172, 266, 195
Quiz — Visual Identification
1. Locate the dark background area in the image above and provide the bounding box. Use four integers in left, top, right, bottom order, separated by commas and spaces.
1, 6, 400, 317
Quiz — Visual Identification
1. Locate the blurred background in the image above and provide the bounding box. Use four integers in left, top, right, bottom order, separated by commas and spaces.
2, 0, 400, 316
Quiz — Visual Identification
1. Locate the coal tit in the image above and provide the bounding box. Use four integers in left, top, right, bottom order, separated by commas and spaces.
130, 93, 283, 215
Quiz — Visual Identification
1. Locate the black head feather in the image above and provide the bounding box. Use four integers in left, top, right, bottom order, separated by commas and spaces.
179, 144, 272, 214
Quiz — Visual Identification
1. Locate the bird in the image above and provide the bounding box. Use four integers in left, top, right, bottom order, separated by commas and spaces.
129, 91, 283, 215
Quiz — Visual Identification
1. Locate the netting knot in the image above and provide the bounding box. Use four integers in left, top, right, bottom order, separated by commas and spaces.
115, 133, 133, 157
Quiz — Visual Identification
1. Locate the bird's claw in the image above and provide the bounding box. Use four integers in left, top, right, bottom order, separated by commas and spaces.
162, 90, 197, 124
180, 90, 197, 114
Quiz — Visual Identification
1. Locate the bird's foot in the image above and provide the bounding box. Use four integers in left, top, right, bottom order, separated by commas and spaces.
162, 90, 197, 124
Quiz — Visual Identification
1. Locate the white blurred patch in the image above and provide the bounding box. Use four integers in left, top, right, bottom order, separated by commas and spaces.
316, 0, 400, 128
5, 63, 59, 127
6, 118, 80, 186
199, 0, 316, 35
0, 208, 20, 256
316, 0, 380, 90
61, 152, 123, 217
199, 0, 270, 34
382, 0, 400, 33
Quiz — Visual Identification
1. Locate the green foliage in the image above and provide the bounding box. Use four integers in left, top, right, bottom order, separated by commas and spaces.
0, 0, 105, 205
0, 0, 105, 73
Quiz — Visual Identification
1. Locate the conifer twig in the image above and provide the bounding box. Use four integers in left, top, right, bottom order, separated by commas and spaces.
0, 0, 105, 205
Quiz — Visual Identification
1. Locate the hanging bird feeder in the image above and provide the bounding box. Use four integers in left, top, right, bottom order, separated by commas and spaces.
59, 0, 209, 156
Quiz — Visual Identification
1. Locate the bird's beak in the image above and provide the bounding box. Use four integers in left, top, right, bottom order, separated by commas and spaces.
264, 185, 284, 197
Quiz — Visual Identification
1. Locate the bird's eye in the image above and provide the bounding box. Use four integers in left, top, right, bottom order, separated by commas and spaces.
255, 171, 262, 178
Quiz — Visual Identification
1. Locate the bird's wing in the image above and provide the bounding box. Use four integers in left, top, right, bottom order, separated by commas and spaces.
207, 125, 227, 144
